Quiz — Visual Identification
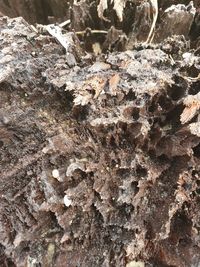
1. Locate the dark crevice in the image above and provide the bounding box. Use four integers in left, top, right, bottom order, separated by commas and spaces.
188, 81, 200, 95
193, 143, 200, 158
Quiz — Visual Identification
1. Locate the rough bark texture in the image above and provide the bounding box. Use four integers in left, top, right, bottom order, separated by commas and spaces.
0, 0, 69, 24
0, 0, 200, 24
0, 1, 200, 267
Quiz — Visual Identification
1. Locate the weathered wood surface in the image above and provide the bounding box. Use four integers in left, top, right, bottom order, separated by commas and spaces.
0, 1, 200, 267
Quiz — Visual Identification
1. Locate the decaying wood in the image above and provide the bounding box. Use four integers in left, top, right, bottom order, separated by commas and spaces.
0, 1, 200, 267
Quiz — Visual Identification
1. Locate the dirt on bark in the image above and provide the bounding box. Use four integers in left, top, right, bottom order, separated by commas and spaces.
0, 1, 200, 267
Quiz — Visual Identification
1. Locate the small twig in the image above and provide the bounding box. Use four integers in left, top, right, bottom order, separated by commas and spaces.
59, 20, 71, 28
30, 25, 38, 33
169, 54, 175, 65
146, 0, 158, 43
75, 30, 108, 35
182, 73, 200, 82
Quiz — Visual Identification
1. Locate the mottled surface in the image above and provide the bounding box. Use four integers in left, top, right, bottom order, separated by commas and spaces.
0, 15, 200, 267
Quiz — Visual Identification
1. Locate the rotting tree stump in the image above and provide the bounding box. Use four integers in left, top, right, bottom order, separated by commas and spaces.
0, 1, 200, 267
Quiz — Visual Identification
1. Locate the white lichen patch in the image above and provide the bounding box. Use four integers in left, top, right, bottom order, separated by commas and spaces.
64, 195, 72, 207
52, 169, 59, 179
51, 169, 63, 182
126, 261, 145, 267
